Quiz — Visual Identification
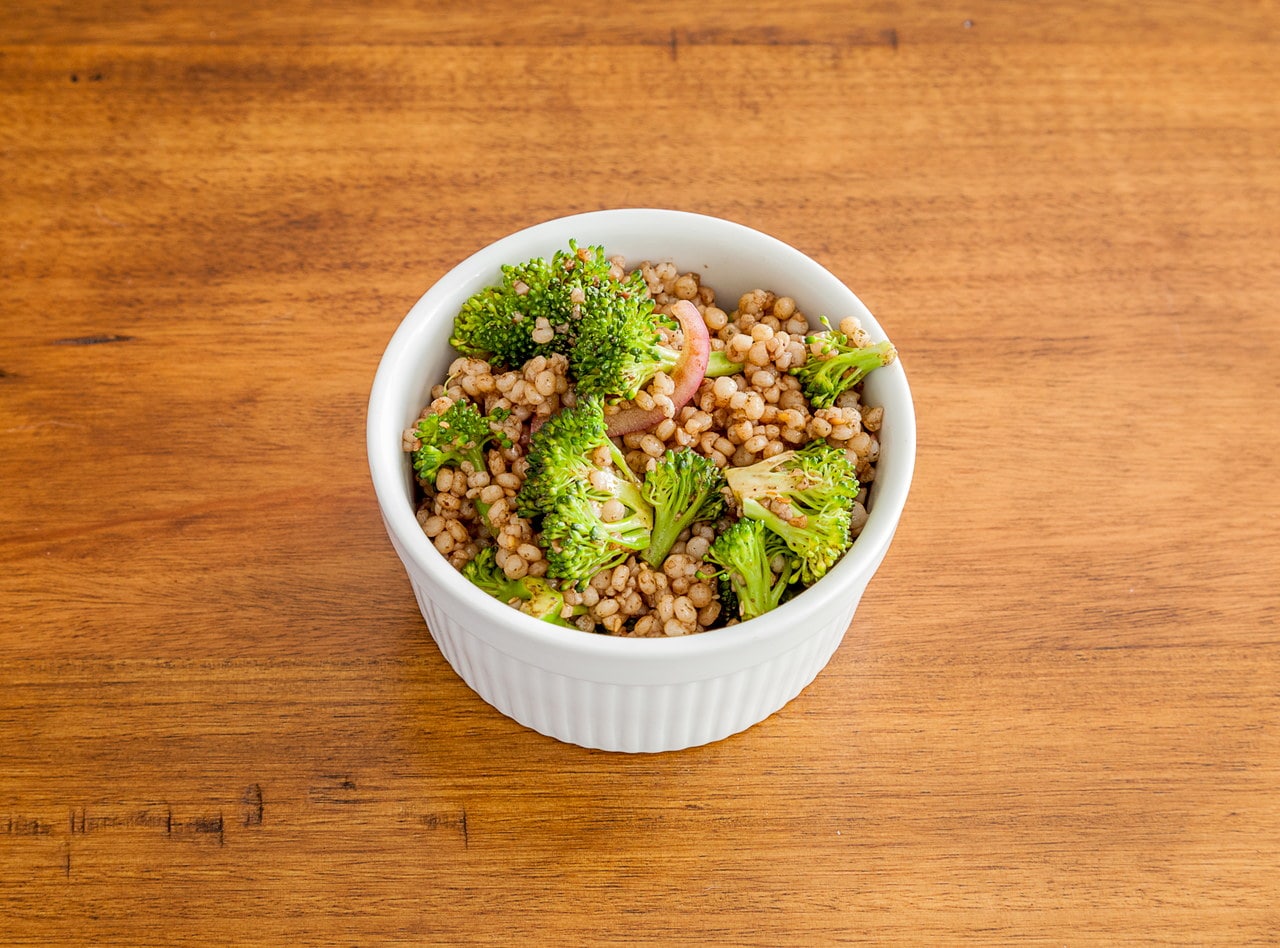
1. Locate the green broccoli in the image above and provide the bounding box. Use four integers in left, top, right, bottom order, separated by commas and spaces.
789, 317, 897, 409
516, 397, 653, 586
570, 285, 742, 400
569, 271, 676, 400
540, 490, 652, 585
449, 241, 616, 369
411, 400, 511, 484
448, 255, 556, 368
704, 517, 793, 621
639, 448, 727, 567
411, 400, 511, 530
724, 441, 860, 584
461, 548, 585, 627
517, 396, 644, 516
452, 239, 743, 399
737, 496, 852, 586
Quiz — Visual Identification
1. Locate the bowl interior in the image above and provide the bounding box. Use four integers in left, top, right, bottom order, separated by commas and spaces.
368, 209, 915, 665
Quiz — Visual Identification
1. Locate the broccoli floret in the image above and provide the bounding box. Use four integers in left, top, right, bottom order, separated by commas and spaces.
569, 270, 674, 400
738, 496, 852, 586
449, 241, 617, 369
789, 317, 897, 409
411, 401, 511, 484
704, 517, 793, 621
639, 448, 727, 567
724, 441, 860, 584
411, 400, 511, 530
449, 256, 557, 368
517, 396, 645, 515
516, 397, 653, 586
461, 548, 585, 627
724, 440, 859, 513
569, 278, 741, 399
453, 239, 743, 397
540, 489, 652, 584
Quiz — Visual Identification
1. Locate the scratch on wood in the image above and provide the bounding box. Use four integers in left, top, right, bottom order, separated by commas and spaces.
882, 27, 899, 50
62, 805, 175, 839
241, 783, 264, 826
133, 808, 170, 832
670, 28, 678, 61
184, 813, 225, 843
64, 843, 71, 879
5, 816, 51, 835
52, 334, 135, 346
310, 773, 375, 804
420, 810, 469, 848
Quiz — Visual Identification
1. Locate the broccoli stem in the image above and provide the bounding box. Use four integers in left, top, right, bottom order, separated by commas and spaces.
644, 518, 686, 568
644, 507, 695, 568
647, 345, 738, 379
705, 350, 743, 378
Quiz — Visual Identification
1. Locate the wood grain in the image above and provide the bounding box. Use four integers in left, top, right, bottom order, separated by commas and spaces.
2, 2, 1279, 944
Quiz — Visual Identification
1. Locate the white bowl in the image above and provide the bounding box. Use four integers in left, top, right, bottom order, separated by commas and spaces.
367, 209, 915, 752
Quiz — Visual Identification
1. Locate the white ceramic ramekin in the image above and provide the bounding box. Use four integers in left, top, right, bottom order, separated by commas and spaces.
368, 209, 915, 752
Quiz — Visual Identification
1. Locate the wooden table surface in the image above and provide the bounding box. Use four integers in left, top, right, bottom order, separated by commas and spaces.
3, 2, 1278, 944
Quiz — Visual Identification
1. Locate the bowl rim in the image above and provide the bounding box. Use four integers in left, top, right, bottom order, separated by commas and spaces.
367, 208, 915, 665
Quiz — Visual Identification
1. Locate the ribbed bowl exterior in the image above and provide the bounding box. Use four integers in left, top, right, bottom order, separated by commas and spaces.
409, 577, 859, 752
368, 209, 915, 755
